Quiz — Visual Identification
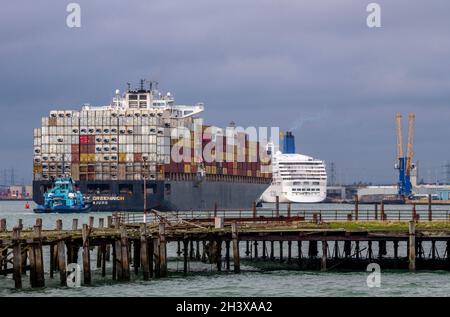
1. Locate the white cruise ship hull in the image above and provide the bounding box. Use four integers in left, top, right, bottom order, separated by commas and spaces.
260, 183, 327, 203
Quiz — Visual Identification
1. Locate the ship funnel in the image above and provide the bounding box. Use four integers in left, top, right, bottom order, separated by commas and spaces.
282, 131, 296, 154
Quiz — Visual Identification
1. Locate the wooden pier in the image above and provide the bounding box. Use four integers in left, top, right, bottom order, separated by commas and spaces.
1, 210, 450, 289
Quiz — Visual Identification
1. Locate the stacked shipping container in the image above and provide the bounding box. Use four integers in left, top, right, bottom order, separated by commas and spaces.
33, 109, 272, 184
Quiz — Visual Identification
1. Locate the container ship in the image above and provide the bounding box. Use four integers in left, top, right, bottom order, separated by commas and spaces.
32, 81, 272, 211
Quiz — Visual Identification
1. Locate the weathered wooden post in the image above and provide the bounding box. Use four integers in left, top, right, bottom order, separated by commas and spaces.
153, 237, 160, 278
225, 240, 231, 271
99, 218, 106, 277
18, 219, 23, 230
393, 241, 399, 260
112, 240, 117, 280
89, 216, 94, 228
279, 241, 283, 263
107, 216, 112, 228
201, 241, 207, 263
262, 241, 267, 259
97, 218, 104, 269
287, 241, 292, 263
374, 204, 378, 220
378, 241, 387, 259
355, 241, 360, 260
333, 241, 339, 260
309, 241, 318, 258
252, 201, 257, 218
409, 221, 416, 272
30, 225, 45, 288
159, 223, 167, 277
196, 240, 201, 260
148, 237, 154, 278
412, 204, 417, 221
0, 218, 6, 232
275, 196, 280, 217
245, 241, 250, 257
139, 224, 149, 280
231, 222, 240, 273
12, 227, 22, 289
321, 240, 327, 271
253, 241, 258, 259
216, 240, 222, 271
368, 241, 373, 260
56, 219, 67, 286
344, 241, 351, 258
82, 224, 91, 285
428, 195, 432, 221
297, 241, 302, 266
189, 240, 194, 260
120, 226, 130, 281
354, 195, 359, 221
183, 239, 189, 275
270, 241, 274, 260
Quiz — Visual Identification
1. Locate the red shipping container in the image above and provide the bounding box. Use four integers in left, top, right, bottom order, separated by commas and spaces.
134, 153, 142, 162
88, 144, 95, 153
80, 144, 88, 153
80, 135, 89, 144
71, 144, 79, 153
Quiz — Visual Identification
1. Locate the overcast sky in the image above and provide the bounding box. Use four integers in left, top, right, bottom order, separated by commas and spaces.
1, 0, 450, 185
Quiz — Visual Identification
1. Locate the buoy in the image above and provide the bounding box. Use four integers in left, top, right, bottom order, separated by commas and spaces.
25, 202, 30, 209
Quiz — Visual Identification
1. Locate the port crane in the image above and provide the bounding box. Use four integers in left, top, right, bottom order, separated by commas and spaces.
395, 113, 415, 197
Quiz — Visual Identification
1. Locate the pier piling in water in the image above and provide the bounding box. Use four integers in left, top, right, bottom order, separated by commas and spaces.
409, 221, 416, 272
12, 227, 22, 289
82, 224, 91, 285
1, 209, 450, 290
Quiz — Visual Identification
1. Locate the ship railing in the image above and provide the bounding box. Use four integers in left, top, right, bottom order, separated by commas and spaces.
112, 206, 450, 226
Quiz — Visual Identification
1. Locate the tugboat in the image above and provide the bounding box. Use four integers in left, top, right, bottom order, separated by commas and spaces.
34, 177, 92, 213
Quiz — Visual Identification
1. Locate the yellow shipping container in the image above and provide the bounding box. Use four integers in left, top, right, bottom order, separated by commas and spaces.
211, 166, 217, 174
184, 164, 191, 174
80, 153, 89, 163
119, 153, 126, 163
223, 168, 227, 175
88, 154, 96, 162
256, 171, 261, 178
247, 170, 252, 177
206, 166, 211, 174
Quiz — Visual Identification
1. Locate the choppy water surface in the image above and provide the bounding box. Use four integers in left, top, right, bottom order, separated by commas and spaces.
1, 201, 449, 297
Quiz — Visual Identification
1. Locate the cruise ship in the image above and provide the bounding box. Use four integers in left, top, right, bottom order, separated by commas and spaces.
32, 80, 272, 211
260, 132, 327, 203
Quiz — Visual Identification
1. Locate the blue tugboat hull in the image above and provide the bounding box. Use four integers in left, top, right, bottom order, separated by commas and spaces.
34, 203, 92, 214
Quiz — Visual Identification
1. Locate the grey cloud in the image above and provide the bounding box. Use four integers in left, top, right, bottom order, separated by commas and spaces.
1, 0, 450, 184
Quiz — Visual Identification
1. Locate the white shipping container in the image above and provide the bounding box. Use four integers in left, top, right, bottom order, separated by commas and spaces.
126, 154, 134, 162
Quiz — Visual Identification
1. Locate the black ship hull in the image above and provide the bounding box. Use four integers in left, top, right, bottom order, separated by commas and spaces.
33, 180, 269, 212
